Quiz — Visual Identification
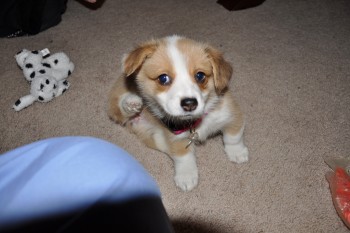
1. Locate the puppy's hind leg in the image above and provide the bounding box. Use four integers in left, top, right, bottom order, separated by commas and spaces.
223, 121, 249, 164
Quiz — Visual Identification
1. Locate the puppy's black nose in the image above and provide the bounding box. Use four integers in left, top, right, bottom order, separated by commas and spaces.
181, 98, 198, 112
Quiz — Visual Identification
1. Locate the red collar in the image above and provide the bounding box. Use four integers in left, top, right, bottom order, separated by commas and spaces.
173, 117, 203, 135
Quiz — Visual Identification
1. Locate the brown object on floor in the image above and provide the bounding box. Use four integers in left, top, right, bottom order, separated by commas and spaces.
217, 0, 266, 11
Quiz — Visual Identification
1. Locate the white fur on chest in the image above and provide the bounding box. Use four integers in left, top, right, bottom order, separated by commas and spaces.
196, 98, 233, 141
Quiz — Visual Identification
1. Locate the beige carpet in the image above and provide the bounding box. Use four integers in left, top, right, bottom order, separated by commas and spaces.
1, 0, 350, 232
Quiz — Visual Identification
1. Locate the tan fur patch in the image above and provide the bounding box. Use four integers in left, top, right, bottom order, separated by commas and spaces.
140, 44, 176, 93
205, 46, 233, 94
169, 138, 192, 156
176, 38, 214, 91
224, 94, 245, 136
123, 40, 158, 76
108, 74, 130, 124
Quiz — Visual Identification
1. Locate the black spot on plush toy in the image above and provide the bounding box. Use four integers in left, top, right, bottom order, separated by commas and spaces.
13, 49, 74, 111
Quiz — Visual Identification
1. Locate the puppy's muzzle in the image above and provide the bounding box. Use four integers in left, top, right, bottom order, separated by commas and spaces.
181, 98, 198, 112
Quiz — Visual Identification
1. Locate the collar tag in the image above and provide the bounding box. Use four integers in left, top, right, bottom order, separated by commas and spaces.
186, 129, 199, 148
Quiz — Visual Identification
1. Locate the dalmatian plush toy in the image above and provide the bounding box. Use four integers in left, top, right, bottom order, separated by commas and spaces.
13, 49, 74, 111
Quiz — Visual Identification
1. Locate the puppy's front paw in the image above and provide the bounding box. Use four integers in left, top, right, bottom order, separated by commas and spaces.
225, 145, 249, 164
175, 170, 198, 192
122, 94, 143, 116
173, 153, 198, 191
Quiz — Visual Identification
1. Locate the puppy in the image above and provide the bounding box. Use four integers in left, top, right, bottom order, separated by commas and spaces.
108, 35, 249, 191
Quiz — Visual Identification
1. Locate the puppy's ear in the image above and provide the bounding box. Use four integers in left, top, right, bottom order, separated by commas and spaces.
205, 46, 233, 94
122, 40, 158, 77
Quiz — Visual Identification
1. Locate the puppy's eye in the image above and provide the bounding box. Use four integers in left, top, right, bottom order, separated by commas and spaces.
195, 72, 206, 83
158, 74, 171, 85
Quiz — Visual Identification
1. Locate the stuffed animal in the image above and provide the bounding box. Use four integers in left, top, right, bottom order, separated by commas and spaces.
13, 49, 74, 111
13, 75, 70, 111
15, 49, 50, 82
44, 52, 75, 81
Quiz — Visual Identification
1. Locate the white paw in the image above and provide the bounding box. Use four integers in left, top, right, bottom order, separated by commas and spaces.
173, 153, 198, 191
122, 94, 143, 115
175, 170, 198, 191
226, 145, 249, 164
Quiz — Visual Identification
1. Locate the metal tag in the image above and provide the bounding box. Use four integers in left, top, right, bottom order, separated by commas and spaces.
186, 129, 199, 148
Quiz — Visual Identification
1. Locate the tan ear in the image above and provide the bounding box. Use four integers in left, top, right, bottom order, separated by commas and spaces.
205, 46, 233, 94
122, 40, 158, 77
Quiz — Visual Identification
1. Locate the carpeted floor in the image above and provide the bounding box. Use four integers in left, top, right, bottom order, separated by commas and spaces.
1, 0, 350, 232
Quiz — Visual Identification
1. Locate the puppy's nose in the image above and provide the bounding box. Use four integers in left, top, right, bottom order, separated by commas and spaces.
181, 98, 198, 112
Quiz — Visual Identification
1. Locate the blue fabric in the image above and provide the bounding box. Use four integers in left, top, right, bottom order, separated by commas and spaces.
0, 136, 160, 228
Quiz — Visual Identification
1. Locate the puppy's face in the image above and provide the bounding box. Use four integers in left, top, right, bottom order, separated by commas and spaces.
123, 36, 232, 120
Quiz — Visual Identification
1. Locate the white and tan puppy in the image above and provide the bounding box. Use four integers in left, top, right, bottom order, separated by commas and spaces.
108, 35, 248, 191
